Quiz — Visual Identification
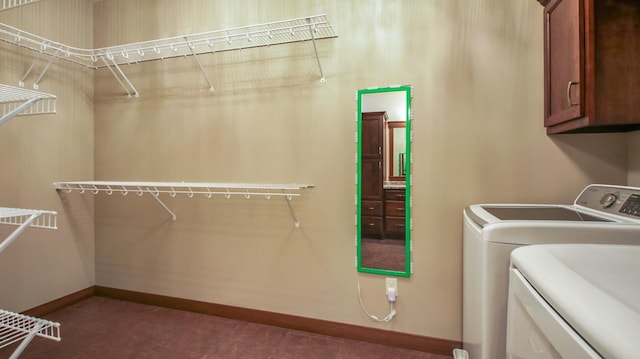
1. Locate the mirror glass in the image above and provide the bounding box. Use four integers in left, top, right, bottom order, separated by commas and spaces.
357, 86, 411, 277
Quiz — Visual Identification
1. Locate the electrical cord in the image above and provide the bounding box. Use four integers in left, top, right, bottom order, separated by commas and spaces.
356, 277, 397, 322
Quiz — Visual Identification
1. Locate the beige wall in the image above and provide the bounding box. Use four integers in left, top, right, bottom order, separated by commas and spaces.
1, 0, 635, 343
0, 1, 95, 313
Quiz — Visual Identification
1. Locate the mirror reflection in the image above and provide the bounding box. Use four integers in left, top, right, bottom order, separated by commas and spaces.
357, 86, 411, 277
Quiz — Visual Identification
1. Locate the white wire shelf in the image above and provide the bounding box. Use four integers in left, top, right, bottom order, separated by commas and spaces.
0, 207, 60, 358
0, 84, 56, 126
0, 207, 57, 229
0, 207, 57, 254
0, 14, 337, 95
54, 181, 314, 227
0, 310, 61, 359
0, 0, 43, 12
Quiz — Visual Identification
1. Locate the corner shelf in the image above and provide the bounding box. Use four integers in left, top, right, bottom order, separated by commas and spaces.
0, 14, 337, 96
0, 207, 59, 358
54, 181, 314, 227
0, 84, 56, 126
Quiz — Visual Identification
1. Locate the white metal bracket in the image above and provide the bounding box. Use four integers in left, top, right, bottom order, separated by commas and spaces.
186, 37, 214, 93
307, 18, 325, 83
101, 57, 139, 98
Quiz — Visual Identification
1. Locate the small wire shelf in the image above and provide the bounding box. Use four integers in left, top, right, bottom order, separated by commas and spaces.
0, 84, 56, 126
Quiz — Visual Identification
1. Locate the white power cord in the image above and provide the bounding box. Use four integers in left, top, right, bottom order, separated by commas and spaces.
357, 277, 397, 322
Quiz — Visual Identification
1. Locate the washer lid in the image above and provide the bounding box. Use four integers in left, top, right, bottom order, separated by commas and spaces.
511, 244, 640, 359
465, 204, 610, 228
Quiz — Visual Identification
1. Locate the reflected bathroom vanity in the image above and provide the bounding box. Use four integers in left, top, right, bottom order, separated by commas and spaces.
357, 86, 411, 277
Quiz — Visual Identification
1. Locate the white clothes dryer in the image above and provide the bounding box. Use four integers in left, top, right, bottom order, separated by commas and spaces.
507, 244, 640, 359
461, 184, 640, 359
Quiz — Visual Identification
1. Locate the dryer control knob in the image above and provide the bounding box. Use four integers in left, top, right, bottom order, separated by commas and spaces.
600, 193, 617, 208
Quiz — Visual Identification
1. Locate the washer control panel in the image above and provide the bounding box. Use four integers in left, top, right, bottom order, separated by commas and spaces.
575, 184, 640, 220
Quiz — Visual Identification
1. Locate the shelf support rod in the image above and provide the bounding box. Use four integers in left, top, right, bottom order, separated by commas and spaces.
307, 19, 325, 83
283, 194, 300, 228
100, 57, 139, 98
186, 37, 214, 93
33, 49, 60, 90
19, 50, 45, 88
0, 213, 39, 254
101, 57, 132, 98
149, 192, 176, 221
111, 59, 139, 98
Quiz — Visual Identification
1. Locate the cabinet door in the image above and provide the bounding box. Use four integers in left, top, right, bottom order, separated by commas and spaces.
361, 159, 383, 200
361, 112, 383, 159
544, 0, 584, 127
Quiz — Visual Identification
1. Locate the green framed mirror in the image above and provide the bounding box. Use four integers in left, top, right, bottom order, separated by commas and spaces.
357, 86, 411, 277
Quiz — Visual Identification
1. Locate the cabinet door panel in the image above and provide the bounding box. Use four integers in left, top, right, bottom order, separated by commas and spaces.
544, 0, 584, 127
361, 159, 383, 200
362, 113, 383, 159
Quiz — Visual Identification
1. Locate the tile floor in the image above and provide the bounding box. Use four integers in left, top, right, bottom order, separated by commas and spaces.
1, 296, 453, 359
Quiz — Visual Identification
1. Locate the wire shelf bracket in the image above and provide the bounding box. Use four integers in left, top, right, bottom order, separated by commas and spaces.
54, 181, 314, 227
0, 84, 56, 126
0, 14, 337, 95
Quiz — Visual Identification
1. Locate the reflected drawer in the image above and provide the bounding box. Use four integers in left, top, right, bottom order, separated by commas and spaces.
385, 200, 405, 217
385, 189, 406, 201
362, 200, 383, 216
385, 217, 405, 232
362, 216, 383, 234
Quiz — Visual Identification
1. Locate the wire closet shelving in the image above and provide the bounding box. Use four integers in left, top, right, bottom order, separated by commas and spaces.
54, 181, 314, 227
0, 84, 56, 126
0, 207, 60, 359
0, 14, 337, 96
0, 0, 43, 12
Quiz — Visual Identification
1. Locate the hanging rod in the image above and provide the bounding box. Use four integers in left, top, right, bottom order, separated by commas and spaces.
0, 84, 56, 126
54, 181, 314, 227
0, 15, 336, 93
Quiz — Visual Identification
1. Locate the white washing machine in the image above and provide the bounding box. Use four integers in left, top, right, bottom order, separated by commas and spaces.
507, 244, 640, 358
461, 184, 640, 359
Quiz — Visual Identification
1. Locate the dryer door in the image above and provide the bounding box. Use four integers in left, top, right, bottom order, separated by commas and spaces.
506, 268, 601, 359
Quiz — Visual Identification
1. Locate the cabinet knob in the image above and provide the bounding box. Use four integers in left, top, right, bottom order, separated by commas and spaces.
566, 81, 579, 107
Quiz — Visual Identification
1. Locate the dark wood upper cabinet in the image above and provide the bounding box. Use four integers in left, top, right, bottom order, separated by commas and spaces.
538, 0, 640, 134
